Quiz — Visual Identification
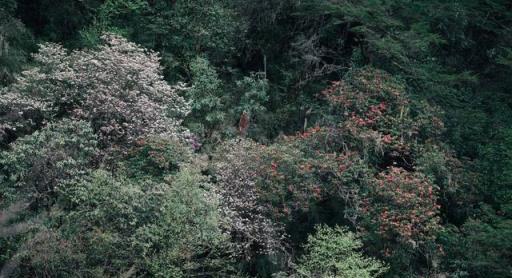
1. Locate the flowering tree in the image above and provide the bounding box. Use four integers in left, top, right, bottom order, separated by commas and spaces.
319, 68, 445, 168
212, 139, 286, 260
363, 167, 441, 248
0, 34, 191, 152
246, 67, 452, 275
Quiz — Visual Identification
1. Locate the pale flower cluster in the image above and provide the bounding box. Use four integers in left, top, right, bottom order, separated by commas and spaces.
212, 139, 286, 260
0, 34, 191, 150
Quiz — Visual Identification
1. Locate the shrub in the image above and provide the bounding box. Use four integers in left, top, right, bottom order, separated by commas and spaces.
0, 119, 97, 208
294, 225, 387, 278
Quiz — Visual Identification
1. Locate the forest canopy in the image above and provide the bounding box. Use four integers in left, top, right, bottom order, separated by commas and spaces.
1, 0, 511, 277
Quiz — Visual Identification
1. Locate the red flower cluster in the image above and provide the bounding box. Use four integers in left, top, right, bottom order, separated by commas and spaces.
368, 167, 441, 244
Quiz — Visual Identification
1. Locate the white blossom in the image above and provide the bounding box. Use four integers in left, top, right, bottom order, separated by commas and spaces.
0, 33, 192, 151
212, 139, 286, 260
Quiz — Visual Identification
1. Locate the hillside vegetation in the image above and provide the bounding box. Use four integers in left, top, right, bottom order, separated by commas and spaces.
1, 0, 511, 277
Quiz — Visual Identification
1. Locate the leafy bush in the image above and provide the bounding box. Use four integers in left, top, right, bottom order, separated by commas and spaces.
294, 225, 387, 278
186, 56, 225, 136
9, 167, 237, 277
121, 136, 194, 180
0, 119, 97, 208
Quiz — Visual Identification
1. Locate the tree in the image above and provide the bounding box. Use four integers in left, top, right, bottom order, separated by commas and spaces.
15, 0, 101, 46
362, 167, 441, 260
212, 139, 286, 262
0, 33, 192, 153
81, 0, 243, 79
185, 56, 225, 137
2, 1, 512, 277
5, 166, 238, 277
294, 225, 387, 278
0, 0, 34, 86
0, 119, 97, 209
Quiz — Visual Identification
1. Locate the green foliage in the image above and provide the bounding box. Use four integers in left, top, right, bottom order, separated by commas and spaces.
83, 0, 243, 79
11, 228, 88, 277
440, 210, 512, 278
15, 0, 102, 46
2, 0, 512, 277
8, 167, 237, 277
0, 119, 97, 208
121, 136, 193, 180
0, 0, 34, 85
186, 56, 225, 135
137, 168, 233, 277
294, 225, 387, 277
231, 73, 270, 139
232, 73, 269, 117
